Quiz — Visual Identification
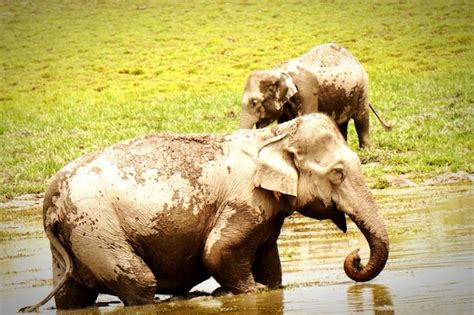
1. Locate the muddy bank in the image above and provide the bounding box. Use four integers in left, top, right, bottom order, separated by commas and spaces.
386, 171, 474, 188
0, 193, 43, 210
0, 183, 473, 314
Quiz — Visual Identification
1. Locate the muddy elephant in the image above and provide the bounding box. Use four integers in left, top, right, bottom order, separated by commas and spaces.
240, 43, 391, 148
20, 114, 389, 312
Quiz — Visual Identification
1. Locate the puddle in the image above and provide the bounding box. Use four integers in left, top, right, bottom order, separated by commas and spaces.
0, 185, 472, 314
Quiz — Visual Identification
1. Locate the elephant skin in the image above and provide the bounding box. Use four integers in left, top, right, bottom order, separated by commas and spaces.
20, 114, 389, 312
240, 43, 391, 148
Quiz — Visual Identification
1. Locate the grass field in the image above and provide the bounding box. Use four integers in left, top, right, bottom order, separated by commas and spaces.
1, 0, 473, 198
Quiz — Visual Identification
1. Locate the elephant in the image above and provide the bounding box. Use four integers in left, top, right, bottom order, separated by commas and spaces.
240, 43, 391, 148
20, 113, 389, 312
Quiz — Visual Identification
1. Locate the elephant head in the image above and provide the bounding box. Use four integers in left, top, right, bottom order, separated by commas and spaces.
240, 69, 298, 129
254, 114, 389, 282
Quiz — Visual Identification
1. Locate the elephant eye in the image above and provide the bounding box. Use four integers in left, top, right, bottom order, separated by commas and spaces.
251, 99, 258, 107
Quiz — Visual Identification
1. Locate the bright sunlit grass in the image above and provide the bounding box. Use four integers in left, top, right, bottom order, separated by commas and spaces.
1, 0, 472, 197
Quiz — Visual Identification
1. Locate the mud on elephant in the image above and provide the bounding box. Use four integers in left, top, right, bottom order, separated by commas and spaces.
20, 114, 389, 312
240, 43, 391, 148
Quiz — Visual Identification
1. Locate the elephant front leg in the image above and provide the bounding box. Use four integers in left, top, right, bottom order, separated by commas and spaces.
253, 242, 282, 289
338, 121, 349, 141
203, 203, 266, 294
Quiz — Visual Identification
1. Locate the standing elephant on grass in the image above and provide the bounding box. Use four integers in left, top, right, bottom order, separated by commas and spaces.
240, 43, 391, 148
20, 114, 389, 312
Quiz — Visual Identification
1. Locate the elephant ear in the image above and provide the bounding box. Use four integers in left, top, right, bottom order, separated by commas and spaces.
254, 133, 298, 197
278, 72, 298, 103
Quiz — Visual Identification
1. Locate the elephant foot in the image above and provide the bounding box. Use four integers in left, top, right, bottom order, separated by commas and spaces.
255, 282, 269, 292
167, 291, 210, 302
95, 300, 122, 307
211, 287, 234, 297
212, 283, 268, 297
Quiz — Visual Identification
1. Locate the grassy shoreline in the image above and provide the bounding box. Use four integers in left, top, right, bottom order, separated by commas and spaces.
1, 1, 473, 198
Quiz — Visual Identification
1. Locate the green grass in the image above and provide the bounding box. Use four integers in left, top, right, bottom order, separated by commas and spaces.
1, 0, 473, 198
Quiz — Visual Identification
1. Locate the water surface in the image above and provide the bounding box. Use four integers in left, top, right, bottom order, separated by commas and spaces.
0, 185, 472, 314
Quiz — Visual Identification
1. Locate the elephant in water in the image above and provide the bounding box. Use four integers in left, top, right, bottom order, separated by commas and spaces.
240, 43, 391, 148
20, 114, 389, 312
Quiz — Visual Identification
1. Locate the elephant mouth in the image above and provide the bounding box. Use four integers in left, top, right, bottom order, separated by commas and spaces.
297, 199, 347, 233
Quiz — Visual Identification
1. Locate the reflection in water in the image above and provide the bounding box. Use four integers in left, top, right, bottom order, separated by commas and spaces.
61, 289, 285, 315
347, 284, 394, 314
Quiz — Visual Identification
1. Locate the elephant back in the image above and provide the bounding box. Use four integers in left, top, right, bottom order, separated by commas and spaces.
298, 43, 359, 68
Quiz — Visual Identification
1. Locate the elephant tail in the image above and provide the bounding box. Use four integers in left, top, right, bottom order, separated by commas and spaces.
369, 103, 392, 131
18, 206, 74, 313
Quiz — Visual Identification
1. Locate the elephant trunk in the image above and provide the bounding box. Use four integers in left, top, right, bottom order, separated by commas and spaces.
344, 189, 389, 282
239, 111, 257, 129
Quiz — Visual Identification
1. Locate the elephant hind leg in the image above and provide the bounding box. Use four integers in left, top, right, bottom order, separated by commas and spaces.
54, 277, 99, 309
71, 236, 157, 307
354, 115, 370, 149
91, 248, 157, 306
51, 252, 98, 309
354, 91, 370, 149
104, 254, 157, 306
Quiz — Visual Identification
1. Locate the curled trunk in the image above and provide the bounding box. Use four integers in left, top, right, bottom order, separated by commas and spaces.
344, 213, 389, 282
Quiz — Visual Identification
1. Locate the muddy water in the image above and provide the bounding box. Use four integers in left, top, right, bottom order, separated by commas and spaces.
0, 185, 472, 314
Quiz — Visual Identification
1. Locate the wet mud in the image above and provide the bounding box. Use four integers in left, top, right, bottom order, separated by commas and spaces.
1, 184, 472, 314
